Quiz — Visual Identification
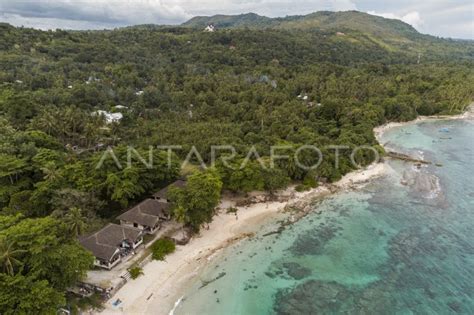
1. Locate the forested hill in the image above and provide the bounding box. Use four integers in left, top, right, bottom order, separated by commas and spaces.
183, 11, 418, 37
183, 12, 273, 29
182, 11, 474, 60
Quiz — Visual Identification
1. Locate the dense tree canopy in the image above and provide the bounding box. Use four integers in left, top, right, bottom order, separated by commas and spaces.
168, 169, 223, 231
0, 216, 93, 313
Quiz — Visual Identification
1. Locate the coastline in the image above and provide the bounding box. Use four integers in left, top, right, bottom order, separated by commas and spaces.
100, 104, 473, 315
374, 104, 474, 142
100, 163, 388, 315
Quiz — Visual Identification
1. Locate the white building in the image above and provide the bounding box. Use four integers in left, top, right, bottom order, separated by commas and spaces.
92, 110, 123, 124
204, 24, 216, 32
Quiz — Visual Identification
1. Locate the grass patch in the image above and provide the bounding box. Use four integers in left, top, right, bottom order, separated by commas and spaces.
151, 238, 176, 261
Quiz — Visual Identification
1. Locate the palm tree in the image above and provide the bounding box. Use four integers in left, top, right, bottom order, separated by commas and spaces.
173, 205, 188, 233
63, 106, 87, 144
40, 162, 62, 182
64, 207, 88, 237
84, 116, 103, 148
256, 105, 266, 131
31, 107, 58, 136
0, 239, 26, 276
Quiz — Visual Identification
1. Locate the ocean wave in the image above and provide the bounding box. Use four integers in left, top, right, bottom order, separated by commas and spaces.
168, 296, 185, 315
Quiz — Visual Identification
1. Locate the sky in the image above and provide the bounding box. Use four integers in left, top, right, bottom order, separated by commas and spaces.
0, 0, 472, 39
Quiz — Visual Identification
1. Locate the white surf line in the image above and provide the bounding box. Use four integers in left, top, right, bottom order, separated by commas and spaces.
168, 296, 184, 315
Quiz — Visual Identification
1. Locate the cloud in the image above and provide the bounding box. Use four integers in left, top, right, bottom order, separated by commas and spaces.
176, 0, 358, 17
368, 10, 423, 29
0, 0, 191, 28
332, 0, 357, 11
0, 0, 358, 26
400, 11, 422, 29
0, 12, 122, 30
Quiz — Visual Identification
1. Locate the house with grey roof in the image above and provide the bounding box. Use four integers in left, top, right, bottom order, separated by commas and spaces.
79, 224, 143, 270
153, 179, 187, 202
117, 199, 171, 234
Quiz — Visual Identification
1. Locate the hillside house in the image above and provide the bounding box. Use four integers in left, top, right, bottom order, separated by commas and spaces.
92, 110, 123, 124
204, 24, 216, 32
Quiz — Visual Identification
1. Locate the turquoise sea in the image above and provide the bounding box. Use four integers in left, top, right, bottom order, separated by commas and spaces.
174, 119, 474, 315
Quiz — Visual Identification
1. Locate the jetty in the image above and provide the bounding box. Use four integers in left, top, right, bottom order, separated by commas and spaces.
386, 151, 432, 165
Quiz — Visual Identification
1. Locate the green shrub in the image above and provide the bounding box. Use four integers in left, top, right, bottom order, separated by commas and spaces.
128, 266, 144, 279
302, 174, 319, 188
151, 238, 176, 261
226, 207, 238, 214
295, 184, 311, 192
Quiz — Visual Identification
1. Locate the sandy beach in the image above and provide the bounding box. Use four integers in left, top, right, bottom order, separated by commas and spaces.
98, 103, 474, 315
100, 163, 387, 315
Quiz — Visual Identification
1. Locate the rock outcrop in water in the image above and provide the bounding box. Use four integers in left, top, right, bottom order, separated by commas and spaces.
387, 151, 431, 164
265, 262, 312, 280
402, 170, 441, 199
274, 280, 353, 314
289, 223, 342, 256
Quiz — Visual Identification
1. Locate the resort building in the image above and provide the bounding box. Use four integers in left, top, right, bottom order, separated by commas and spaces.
117, 199, 171, 234
79, 179, 186, 270
79, 224, 143, 270
153, 179, 187, 202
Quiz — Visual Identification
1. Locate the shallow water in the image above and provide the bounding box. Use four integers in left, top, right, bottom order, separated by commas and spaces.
174, 119, 474, 315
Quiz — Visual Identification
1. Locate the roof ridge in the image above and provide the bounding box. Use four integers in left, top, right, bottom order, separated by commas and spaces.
85, 222, 111, 240
93, 233, 118, 249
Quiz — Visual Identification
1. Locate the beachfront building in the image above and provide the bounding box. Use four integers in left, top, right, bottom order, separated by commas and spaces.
79, 224, 143, 270
117, 199, 171, 234
153, 179, 187, 202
